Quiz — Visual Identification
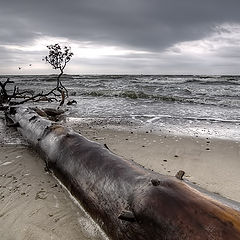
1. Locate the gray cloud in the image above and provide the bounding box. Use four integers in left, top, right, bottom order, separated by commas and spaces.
1, 0, 240, 50
1, 0, 240, 74
0, 47, 12, 64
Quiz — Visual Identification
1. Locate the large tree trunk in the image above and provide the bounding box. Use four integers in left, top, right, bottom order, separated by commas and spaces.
7, 107, 240, 240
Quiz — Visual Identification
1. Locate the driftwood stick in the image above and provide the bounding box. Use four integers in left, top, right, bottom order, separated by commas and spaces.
7, 107, 240, 240
17, 87, 59, 104
0, 77, 65, 106
0, 78, 14, 103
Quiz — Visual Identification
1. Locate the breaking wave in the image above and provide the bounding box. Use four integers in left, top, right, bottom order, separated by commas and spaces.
81, 90, 239, 107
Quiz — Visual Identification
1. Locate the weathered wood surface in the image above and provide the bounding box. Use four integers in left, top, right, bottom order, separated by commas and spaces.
8, 107, 240, 240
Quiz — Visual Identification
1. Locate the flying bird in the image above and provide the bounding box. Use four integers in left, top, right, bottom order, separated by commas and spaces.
18, 67, 22, 70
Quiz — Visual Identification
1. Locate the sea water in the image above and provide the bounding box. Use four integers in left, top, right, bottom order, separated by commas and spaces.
1, 74, 240, 140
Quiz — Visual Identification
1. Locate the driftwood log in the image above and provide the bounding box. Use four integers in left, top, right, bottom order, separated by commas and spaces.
7, 107, 240, 240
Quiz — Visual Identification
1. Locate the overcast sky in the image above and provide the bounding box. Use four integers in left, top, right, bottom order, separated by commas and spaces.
1, 0, 240, 75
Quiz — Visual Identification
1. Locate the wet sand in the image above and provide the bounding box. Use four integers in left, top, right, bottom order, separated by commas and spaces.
0, 145, 107, 240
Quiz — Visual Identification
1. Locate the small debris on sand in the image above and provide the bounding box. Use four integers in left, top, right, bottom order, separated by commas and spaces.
35, 190, 48, 200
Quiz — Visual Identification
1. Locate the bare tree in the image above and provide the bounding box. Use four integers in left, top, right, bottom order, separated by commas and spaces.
44, 43, 74, 105
0, 44, 74, 108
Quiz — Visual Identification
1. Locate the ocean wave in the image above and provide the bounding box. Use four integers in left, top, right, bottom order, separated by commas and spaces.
81, 90, 240, 108
184, 78, 240, 86
83, 90, 177, 101
2, 74, 240, 110
131, 114, 240, 124
82, 90, 196, 103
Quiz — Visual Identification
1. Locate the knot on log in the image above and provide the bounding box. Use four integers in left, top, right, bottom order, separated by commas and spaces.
118, 210, 136, 222
151, 179, 160, 186
175, 170, 185, 180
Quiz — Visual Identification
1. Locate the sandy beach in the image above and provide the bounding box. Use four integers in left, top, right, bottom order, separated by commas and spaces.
0, 120, 240, 239
69, 122, 240, 203
0, 144, 108, 240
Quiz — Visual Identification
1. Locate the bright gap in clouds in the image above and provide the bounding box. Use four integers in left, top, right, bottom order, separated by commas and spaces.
0, 36, 150, 74
167, 23, 240, 56
1, 23, 240, 74
1, 36, 149, 58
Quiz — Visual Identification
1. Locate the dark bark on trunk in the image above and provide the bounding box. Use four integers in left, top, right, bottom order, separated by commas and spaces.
56, 70, 67, 106
0, 78, 14, 103
7, 107, 240, 240
56, 70, 63, 89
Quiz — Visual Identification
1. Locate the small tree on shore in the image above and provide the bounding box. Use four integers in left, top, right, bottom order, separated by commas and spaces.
0, 44, 74, 108
44, 43, 73, 105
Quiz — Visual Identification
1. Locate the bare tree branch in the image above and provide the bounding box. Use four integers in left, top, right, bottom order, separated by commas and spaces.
44, 43, 73, 105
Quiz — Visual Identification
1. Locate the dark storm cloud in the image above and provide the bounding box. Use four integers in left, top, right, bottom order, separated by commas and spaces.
0, 12, 40, 45
1, 0, 240, 51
